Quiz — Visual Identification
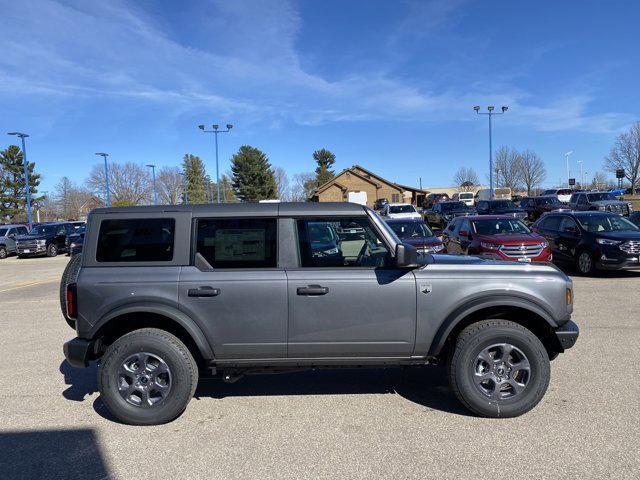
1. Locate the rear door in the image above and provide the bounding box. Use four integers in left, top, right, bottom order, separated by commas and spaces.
537, 215, 562, 257
286, 215, 417, 358
557, 216, 581, 262
178, 217, 288, 359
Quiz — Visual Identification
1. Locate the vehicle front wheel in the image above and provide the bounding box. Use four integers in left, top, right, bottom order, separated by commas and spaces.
0, 246, 7, 259
98, 328, 199, 425
448, 320, 550, 418
47, 244, 58, 257
577, 250, 595, 275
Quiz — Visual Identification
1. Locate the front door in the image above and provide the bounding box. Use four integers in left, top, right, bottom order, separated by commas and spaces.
286, 216, 417, 358
178, 217, 287, 359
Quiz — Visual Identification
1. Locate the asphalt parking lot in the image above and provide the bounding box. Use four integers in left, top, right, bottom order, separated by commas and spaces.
0, 256, 638, 479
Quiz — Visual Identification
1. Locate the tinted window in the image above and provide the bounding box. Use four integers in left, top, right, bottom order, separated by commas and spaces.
441, 202, 467, 212
541, 215, 561, 231
297, 217, 390, 268
388, 221, 433, 240
576, 214, 638, 233
196, 218, 277, 268
0, 228, 8, 236
30, 225, 57, 236
388, 205, 416, 214
489, 200, 517, 209
587, 193, 616, 202
97, 218, 175, 262
537, 196, 561, 206
559, 217, 579, 233
18, 227, 28, 235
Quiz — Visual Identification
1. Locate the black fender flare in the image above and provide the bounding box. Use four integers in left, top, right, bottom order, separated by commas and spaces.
91, 302, 215, 359
427, 292, 558, 356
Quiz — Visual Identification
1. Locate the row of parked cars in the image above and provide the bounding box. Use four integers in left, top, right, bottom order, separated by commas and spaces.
0, 221, 85, 259
374, 190, 640, 275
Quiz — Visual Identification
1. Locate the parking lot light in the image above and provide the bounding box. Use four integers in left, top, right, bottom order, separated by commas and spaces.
198, 123, 233, 203
95, 153, 111, 207
7, 132, 33, 230
473, 106, 508, 200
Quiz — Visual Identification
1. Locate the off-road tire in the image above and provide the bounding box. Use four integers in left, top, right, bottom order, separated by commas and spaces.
59, 255, 82, 329
448, 319, 550, 418
98, 328, 199, 425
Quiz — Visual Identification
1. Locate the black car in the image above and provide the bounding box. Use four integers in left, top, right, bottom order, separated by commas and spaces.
373, 198, 389, 211
15, 222, 74, 257
384, 217, 445, 260
66, 224, 86, 256
520, 196, 570, 223
424, 201, 475, 229
422, 193, 450, 209
629, 211, 640, 227
475, 199, 528, 221
532, 211, 640, 275
567, 191, 632, 217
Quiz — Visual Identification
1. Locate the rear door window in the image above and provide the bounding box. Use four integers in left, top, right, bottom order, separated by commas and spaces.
97, 218, 175, 262
541, 215, 561, 231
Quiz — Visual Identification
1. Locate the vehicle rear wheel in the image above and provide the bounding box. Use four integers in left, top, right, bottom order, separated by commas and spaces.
47, 244, 58, 257
0, 246, 7, 259
448, 319, 550, 418
98, 328, 199, 425
577, 250, 595, 276
59, 255, 82, 329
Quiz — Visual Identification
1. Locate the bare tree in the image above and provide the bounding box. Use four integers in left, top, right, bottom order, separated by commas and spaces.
494, 146, 522, 191
519, 150, 547, 195
590, 171, 611, 190
274, 167, 291, 201
604, 122, 640, 194
86, 162, 151, 206
53, 176, 92, 219
156, 166, 183, 205
453, 167, 478, 191
290, 172, 315, 202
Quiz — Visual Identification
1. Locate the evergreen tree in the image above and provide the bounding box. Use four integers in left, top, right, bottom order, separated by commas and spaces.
312, 148, 336, 187
0, 145, 42, 221
182, 154, 208, 204
230, 146, 277, 201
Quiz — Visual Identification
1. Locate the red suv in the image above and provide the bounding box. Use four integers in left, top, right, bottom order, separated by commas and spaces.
442, 215, 552, 263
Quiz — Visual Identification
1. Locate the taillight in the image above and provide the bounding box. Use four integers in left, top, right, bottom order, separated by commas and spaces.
66, 283, 77, 319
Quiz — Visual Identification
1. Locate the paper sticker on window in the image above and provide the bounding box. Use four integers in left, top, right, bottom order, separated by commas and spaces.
215, 229, 265, 261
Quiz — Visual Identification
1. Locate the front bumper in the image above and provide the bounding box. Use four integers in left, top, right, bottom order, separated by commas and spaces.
63, 338, 95, 368
16, 246, 47, 256
596, 251, 640, 270
554, 320, 579, 351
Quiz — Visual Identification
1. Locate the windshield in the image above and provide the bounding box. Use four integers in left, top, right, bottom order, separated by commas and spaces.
308, 222, 337, 244
441, 202, 467, 212
489, 200, 517, 209
576, 214, 638, 233
587, 193, 616, 202
473, 218, 530, 235
389, 205, 416, 214
0, 228, 8, 236
388, 221, 433, 239
537, 196, 562, 206
30, 225, 57, 236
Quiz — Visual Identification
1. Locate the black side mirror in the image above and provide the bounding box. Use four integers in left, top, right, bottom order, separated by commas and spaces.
395, 243, 419, 268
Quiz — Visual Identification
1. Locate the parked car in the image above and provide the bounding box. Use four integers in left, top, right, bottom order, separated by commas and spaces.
541, 188, 574, 203
567, 191, 632, 217
511, 194, 523, 205
520, 196, 570, 223
476, 187, 512, 201
629, 211, 640, 227
15, 221, 74, 257
442, 215, 552, 263
422, 193, 450, 209
66, 224, 86, 256
475, 199, 528, 221
451, 191, 475, 206
384, 217, 445, 260
373, 198, 389, 211
62, 202, 578, 425
381, 203, 422, 220
424, 201, 476, 229
532, 211, 640, 275
0, 224, 29, 259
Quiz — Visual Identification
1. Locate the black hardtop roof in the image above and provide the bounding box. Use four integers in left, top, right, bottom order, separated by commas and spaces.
90, 202, 368, 217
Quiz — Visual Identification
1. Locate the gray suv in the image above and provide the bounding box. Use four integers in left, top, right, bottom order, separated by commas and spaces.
63, 203, 578, 425
0, 224, 29, 259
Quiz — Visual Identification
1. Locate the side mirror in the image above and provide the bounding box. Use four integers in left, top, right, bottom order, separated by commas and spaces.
395, 243, 419, 268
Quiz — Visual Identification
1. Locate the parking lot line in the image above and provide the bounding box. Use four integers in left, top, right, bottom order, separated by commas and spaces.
0, 277, 59, 293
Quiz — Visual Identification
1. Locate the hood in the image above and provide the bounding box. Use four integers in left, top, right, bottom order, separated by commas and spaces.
475, 233, 544, 245
443, 209, 476, 216
490, 208, 525, 214
16, 234, 48, 241
596, 230, 640, 241
388, 212, 421, 219
540, 204, 568, 212
402, 236, 442, 248
590, 200, 627, 206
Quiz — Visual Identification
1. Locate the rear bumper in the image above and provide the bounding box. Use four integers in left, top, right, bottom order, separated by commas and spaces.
554, 320, 579, 351
63, 338, 95, 368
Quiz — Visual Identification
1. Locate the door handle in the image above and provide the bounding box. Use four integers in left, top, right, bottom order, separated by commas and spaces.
188, 286, 220, 297
297, 285, 329, 296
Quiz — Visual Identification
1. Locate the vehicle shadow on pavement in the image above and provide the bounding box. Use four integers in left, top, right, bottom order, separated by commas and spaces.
0, 428, 111, 480
194, 366, 471, 416
59, 360, 98, 401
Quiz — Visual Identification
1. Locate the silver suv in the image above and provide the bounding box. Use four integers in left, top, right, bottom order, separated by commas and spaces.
62, 203, 578, 425
0, 224, 29, 259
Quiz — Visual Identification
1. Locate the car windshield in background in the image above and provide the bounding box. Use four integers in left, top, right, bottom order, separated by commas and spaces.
490, 200, 517, 209
473, 219, 530, 235
587, 193, 616, 202
389, 205, 415, 214
30, 225, 57, 236
0, 228, 8, 236
441, 202, 467, 212
388, 221, 433, 239
537, 196, 562, 205
576, 214, 638, 233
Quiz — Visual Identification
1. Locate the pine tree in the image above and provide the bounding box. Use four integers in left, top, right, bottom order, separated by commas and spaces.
182, 154, 208, 204
230, 146, 277, 201
312, 148, 336, 187
0, 145, 42, 221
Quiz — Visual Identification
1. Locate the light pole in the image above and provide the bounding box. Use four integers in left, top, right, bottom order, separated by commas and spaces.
198, 123, 233, 203
564, 151, 573, 188
179, 172, 188, 204
7, 132, 33, 229
474, 106, 508, 200
577, 160, 584, 188
95, 152, 111, 207
146, 164, 158, 205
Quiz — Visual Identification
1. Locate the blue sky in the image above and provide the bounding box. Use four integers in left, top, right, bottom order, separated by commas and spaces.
1, 0, 639, 193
